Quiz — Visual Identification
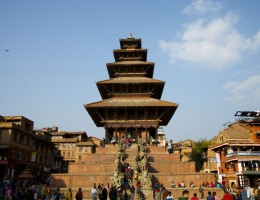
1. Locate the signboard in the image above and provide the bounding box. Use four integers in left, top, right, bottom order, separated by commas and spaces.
210, 157, 217, 162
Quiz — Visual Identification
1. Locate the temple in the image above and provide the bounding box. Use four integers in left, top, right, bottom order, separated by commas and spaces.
85, 34, 178, 143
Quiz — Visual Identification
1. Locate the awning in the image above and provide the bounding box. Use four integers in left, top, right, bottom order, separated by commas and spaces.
0, 160, 8, 165
18, 168, 34, 179
242, 171, 260, 175
0, 145, 10, 149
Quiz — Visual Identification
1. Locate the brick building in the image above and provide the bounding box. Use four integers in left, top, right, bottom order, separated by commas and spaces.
0, 116, 57, 182
209, 111, 260, 188
50, 130, 96, 172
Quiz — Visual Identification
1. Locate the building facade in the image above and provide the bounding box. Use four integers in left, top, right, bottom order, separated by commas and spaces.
50, 130, 96, 172
0, 116, 56, 182
210, 111, 260, 188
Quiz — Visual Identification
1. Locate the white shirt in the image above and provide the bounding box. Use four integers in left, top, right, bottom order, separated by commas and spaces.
91, 187, 97, 197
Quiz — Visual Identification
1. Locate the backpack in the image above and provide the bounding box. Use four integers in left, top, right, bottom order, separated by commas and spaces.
98, 188, 103, 198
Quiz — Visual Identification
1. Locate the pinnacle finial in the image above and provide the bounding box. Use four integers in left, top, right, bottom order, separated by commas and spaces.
129, 33, 133, 38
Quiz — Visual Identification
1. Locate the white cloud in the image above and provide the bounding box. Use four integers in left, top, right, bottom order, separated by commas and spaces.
159, 1, 260, 70
183, 0, 222, 15
223, 75, 260, 106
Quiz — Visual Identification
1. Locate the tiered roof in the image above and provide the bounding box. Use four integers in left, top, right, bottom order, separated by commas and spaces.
85, 35, 178, 129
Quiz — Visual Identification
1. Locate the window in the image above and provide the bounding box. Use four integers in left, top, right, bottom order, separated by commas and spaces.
14, 132, 18, 142
7, 168, 14, 178
79, 147, 83, 152
19, 134, 24, 144
67, 152, 70, 157
17, 152, 22, 160
11, 151, 15, 159
26, 123, 30, 131
24, 153, 28, 161
72, 152, 75, 157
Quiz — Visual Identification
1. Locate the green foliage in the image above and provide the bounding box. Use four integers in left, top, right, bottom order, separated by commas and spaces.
191, 138, 211, 171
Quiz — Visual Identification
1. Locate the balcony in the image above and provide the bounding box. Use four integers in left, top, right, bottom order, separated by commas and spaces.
226, 151, 260, 158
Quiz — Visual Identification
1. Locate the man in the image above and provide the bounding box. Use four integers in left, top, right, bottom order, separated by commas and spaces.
75, 188, 83, 200
91, 185, 98, 200
129, 185, 135, 200
222, 190, 233, 200
179, 190, 189, 200
199, 185, 204, 199
108, 186, 117, 200
207, 191, 215, 200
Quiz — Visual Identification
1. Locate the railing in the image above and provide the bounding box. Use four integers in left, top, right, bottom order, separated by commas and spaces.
226, 151, 260, 158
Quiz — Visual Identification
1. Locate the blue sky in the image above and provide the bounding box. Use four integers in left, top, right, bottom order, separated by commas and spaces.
1, 0, 259, 142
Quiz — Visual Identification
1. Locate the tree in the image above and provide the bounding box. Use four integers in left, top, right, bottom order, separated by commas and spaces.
191, 138, 211, 172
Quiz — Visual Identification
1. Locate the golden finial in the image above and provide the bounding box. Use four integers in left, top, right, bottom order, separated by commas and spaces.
129, 33, 133, 38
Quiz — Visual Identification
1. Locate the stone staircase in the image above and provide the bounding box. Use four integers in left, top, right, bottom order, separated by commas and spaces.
49, 143, 223, 199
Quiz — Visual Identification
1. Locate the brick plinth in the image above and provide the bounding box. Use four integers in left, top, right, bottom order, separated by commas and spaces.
50, 173, 112, 188
148, 161, 195, 173
147, 153, 180, 162
69, 162, 114, 173
151, 173, 216, 188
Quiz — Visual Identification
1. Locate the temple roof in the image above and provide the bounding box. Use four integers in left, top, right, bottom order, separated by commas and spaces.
85, 97, 177, 108
97, 77, 164, 84
106, 61, 155, 78
113, 49, 147, 62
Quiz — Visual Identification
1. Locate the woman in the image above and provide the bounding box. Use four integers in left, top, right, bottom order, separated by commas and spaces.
191, 193, 199, 200
65, 188, 72, 200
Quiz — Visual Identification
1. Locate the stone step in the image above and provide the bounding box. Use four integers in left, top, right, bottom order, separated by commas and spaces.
148, 161, 195, 173
150, 172, 216, 189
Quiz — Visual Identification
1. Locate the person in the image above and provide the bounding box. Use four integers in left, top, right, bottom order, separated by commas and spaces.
166, 191, 174, 200
171, 180, 176, 188
222, 190, 233, 200
75, 188, 83, 200
213, 191, 218, 200
190, 181, 195, 188
91, 185, 97, 200
256, 190, 260, 200
129, 185, 135, 200
42, 185, 47, 199
161, 187, 168, 200
101, 186, 108, 200
154, 187, 161, 200
180, 181, 185, 188
178, 190, 189, 200
54, 188, 61, 200
46, 176, 50, 186
97, 184, 103, 199
109, 186, 117, 200
65, 188, 72, 200
242, 187, 248, 200
46, 188, 52, 200
207, 191, 215, 200
199, 186, 204, 199
191, 193, 199, 200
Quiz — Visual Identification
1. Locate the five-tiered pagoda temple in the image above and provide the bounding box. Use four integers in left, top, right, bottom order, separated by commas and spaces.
85, 34, 178, 143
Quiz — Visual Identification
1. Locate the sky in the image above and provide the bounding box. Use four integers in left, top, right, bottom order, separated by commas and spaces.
1, 0, 260, 142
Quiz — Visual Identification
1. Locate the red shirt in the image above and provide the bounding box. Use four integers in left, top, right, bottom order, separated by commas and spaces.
222, 194, 233, 200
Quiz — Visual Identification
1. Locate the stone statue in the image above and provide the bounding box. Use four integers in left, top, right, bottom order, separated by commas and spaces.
139, 145, 146, 160
140, 156, 147, 172
110, 172, 119, 187
140, 170, 152, 189
114, 158, 119, 172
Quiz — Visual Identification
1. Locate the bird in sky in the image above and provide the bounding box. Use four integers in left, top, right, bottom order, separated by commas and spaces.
5, 50, 9, 52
